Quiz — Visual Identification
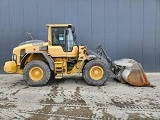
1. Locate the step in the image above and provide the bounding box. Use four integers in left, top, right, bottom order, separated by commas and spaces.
55, 76, 62, 79
54, 62, 63, 68
55, 69, 63, 72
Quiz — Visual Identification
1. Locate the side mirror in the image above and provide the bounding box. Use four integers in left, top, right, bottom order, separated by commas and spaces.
68, 25, 75, 33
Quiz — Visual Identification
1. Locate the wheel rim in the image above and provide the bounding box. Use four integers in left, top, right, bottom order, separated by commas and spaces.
29, 67, 44, 81
89, 66, 104, 80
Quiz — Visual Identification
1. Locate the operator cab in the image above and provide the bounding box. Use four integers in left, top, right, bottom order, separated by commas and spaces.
49, 24, 76, 52
47, 24, 78, 57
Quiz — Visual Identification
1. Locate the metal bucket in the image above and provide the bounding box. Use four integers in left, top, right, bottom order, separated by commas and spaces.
114, 59, 153, 87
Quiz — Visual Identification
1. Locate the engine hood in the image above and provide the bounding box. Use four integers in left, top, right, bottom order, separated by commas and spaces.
19, 40, 44, 46
13, 40, 48, 54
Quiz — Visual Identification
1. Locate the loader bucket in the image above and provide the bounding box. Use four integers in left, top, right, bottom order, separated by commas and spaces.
114, 59, 153, 87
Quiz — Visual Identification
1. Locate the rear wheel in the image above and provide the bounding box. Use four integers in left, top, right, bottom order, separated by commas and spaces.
23, 60, 51, 86
83, 60, 109, 85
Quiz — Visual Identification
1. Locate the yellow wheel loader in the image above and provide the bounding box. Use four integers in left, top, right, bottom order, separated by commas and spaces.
4, 24, 153, 87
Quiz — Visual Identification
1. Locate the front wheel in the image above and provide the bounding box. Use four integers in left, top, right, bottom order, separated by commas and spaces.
23, 60, 51, 86
83, 60, 109, 86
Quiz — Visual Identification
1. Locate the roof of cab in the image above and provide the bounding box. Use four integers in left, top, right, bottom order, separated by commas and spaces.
46, 24, 72, 27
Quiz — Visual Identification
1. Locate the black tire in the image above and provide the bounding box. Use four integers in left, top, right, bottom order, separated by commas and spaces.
83, 60, 109, 86
23, 60, 51, 86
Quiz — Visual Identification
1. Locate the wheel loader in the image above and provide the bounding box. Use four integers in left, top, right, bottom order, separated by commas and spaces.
4, 24, 153, 87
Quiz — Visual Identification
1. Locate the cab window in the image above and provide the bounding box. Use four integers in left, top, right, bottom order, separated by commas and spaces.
52, 27, 65, 46
52, 27, 76, 52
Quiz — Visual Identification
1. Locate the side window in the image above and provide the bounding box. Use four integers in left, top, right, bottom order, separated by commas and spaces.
52, 27, 65, 46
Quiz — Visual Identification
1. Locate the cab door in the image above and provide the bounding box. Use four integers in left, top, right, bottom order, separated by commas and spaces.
48, 27, 67, 57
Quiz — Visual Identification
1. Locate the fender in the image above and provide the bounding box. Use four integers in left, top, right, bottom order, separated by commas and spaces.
78, 55, 96, 74
20, 52, 54, 70
78, 48, 109, 74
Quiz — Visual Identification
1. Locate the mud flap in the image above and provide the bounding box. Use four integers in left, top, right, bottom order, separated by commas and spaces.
113, 59, 154, 87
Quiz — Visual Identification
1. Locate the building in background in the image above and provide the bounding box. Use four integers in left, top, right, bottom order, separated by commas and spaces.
0, 0, 160, 73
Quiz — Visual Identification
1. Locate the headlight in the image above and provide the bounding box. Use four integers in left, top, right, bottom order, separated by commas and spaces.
12, 54, 17, 61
